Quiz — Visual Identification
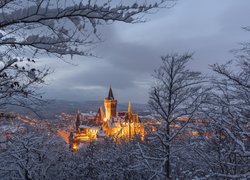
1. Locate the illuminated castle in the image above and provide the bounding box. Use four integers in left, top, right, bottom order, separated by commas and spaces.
69, 86, 144, 151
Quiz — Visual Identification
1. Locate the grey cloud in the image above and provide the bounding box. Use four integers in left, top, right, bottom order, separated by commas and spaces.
41, 0, 250, 103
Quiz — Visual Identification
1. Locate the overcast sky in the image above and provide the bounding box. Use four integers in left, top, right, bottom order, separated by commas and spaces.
40, 0, 250, 103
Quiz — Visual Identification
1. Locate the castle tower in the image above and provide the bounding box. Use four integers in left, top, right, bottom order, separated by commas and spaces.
104, 86, 117, 120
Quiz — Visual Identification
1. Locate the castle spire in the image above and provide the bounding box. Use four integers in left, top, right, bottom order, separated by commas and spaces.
127, 101, 133, 122
75, 110, 81, 131
96, 106, 104, 123
128, 101, 132, 114
107, 85, 114, 100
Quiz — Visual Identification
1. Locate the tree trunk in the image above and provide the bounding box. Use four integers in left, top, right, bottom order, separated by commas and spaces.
165, 146, 171, 179
165, 124, 171, 179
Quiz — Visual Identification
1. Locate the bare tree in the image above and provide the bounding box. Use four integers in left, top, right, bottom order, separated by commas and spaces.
0, 0, 176, 111
0, 0, 176, 58
198, 58, 250, 179
136, 53, 205, 179
0, 132, 70, 180
0, 55, 49, 112
0, 134, 143, 180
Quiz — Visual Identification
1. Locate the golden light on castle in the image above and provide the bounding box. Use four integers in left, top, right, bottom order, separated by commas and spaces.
69, 86, 145, 151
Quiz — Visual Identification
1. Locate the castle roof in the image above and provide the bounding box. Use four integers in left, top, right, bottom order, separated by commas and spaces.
107, 86, 114, 100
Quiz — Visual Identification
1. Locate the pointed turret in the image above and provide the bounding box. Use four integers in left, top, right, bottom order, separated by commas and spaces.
96, 106, 104, 123
127, 101, 132, 139
128, 101, 132, 114
127, 101, 132, 120
75, 110, 81, 131
107, 86, 114, 100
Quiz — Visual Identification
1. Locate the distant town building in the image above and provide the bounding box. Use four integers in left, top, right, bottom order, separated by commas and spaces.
69, 86, 144, 151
